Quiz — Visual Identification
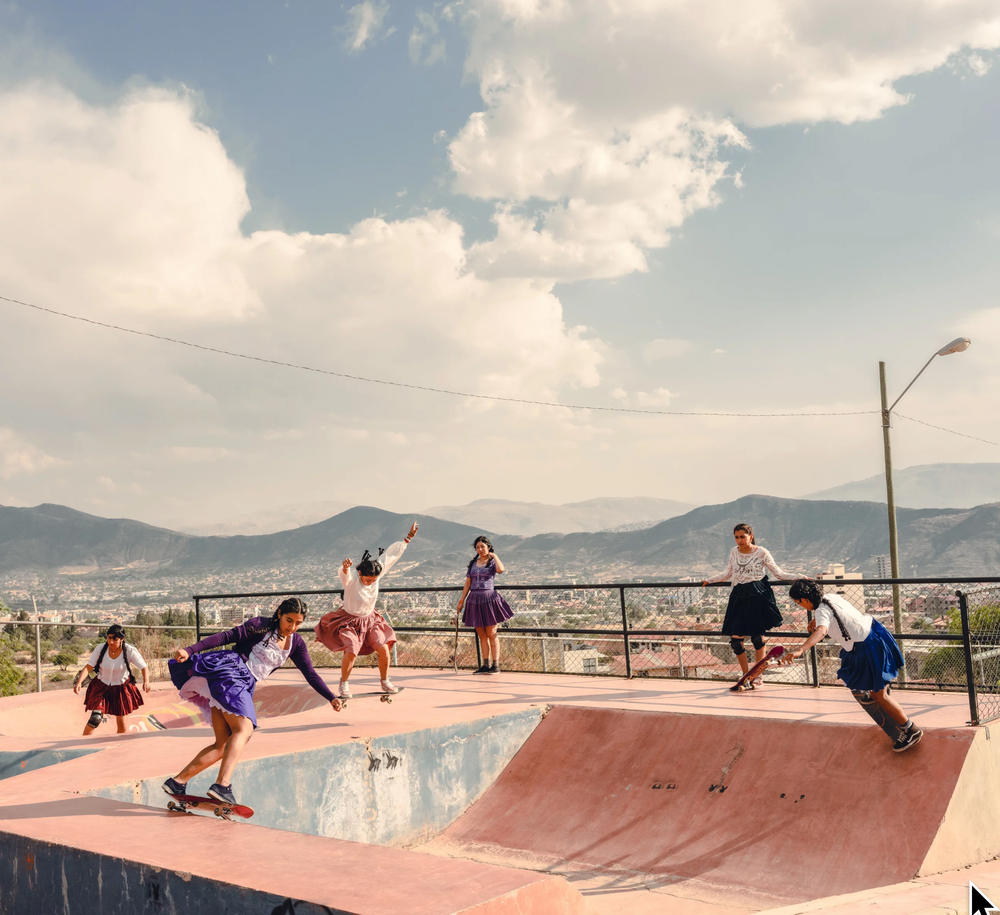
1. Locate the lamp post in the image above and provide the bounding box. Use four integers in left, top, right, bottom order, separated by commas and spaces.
880, 337, 971, 683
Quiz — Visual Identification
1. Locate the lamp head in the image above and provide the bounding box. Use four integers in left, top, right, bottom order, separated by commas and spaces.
937, 337, 971, 356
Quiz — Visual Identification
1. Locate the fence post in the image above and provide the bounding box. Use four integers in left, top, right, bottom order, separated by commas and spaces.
540, 637, 547, 673
32, 596, 42, 693
194, 597, 201, 642
620, 587, 632, 679
806, 605, 819, 687
958, 591, 979, 726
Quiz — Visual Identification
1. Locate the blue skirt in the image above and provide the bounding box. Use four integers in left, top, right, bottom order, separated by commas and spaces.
168, 650, 258, 727
837, 621, 905, 692
462, 589, 514, 628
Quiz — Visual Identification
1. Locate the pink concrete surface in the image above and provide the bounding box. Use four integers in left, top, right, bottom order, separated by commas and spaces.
0, 669, 984, 914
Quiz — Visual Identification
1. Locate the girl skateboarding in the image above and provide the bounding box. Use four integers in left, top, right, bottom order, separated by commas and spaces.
783, 579, 921, 751
701, 523, 801, 688
314, 522, 419, 698
456, 536, 512, 673
73, 624, 150, 735
164, 597, 342, 806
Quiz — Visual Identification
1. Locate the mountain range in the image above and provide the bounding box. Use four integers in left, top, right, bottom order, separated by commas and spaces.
3, 494, 1000, 580
803, 462, 1000, 509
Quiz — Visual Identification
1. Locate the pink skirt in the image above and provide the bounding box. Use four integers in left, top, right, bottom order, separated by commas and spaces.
314, 608, 396, 656
84, 677, 144, 717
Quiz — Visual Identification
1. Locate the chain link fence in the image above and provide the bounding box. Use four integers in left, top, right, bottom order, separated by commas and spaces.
5, 579, 1000, 721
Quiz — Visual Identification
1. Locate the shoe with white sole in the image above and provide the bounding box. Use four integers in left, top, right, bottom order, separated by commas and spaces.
339, 681, 352, 699
381, 679, 398, 694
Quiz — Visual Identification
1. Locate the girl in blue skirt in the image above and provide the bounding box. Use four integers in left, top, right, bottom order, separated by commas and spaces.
783, 579, 921, 752
702, 523, 800, 687
456, 536, 512, 674
163, 597, 342, 805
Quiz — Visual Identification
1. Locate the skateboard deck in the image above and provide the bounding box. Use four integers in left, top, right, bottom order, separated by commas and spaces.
341, 687, 405, 707
166, 793, 254, 821
731, 646, 784, 692
852, 686, 907, 742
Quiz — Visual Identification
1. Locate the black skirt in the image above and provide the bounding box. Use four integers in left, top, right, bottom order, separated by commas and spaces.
721, 577, 783, 636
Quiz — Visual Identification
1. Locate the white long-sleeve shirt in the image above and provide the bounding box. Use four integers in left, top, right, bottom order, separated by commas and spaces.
337, 539, 408, 618
704, 546, 797, 588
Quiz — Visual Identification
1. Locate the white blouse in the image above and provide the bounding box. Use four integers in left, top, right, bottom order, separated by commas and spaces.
337, 540, 408, 618
245, 633, 293, 681
87, 643, 147, 686
704, 546, 796, 587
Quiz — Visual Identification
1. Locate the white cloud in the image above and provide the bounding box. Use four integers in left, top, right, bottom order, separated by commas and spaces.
448, 0, 1000, 283
342, 1, 394, 53
643, 338, 693, 362
409, 10, 446, 65
0, 428, 62, 479
0, 82, 605, 521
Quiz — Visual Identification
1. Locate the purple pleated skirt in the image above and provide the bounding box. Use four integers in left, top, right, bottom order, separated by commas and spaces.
168, 650, 259, 727
462, 588, 514, 628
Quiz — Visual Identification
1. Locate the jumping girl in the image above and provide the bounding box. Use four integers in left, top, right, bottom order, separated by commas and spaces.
164, 597, 341, 806
314, 522, 419, 698
783, 579, 921, 752
73, 624, 150, 735
701, 523, 800, 688
456, 536, 512, 674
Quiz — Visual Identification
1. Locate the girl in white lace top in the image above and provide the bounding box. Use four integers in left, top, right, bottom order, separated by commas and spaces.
701, 523, 801, 688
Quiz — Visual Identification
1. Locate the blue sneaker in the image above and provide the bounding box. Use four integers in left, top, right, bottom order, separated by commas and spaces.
162, 777, 188, 797
207, 782, 237, 805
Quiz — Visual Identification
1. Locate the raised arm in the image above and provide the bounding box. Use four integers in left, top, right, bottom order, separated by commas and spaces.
173, 621, 244, 662
491, 552, 505, 574
702, 550, 734, 586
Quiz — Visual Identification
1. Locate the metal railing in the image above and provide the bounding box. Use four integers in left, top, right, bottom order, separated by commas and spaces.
191, 577, 1000, 725
5, 577, 1000, 726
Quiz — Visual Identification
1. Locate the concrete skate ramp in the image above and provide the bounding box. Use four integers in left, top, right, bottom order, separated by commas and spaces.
434, 706, 1000, 902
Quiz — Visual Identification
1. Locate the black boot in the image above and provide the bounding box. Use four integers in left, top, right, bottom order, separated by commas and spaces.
473, 663, 491, 674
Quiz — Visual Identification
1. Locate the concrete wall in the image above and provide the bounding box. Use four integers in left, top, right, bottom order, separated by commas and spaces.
92, 707, 543, 847
0, 833, 347, 915
0, 748, 101, 781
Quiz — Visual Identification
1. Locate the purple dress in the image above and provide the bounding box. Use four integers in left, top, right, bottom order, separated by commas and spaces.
462, 559, 514, 628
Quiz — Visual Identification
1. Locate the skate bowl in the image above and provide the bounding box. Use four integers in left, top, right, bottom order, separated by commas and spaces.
1, 669, 997, 914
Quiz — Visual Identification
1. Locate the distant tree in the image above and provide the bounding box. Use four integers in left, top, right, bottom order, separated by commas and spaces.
52, 650, 80, 671
0, 636, 27, 696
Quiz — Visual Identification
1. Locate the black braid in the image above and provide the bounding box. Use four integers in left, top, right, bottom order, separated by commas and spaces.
820, 598, 853, 642
91, 642, 109, 680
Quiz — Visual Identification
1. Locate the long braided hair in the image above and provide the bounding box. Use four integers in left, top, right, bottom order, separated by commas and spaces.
91, 624, 136, 684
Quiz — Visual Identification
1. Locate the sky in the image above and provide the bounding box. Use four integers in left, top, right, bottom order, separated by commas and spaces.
1, 0, 999, 528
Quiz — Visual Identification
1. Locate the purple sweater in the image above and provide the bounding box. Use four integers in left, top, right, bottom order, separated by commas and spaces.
185, 617, 335, 702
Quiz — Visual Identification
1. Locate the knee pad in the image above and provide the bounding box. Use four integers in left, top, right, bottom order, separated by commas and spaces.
87, 710, 104, 728
750, 633, 765, 650
730, 637, 746, 656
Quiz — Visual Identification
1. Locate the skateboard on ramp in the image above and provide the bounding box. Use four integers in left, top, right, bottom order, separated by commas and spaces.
731, 646, 784, 692
851, 686, 907, 742
341, 687, 405, 707
166, 793, 254, 821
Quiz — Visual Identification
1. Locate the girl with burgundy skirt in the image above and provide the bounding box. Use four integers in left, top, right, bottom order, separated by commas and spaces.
73, 623, 150, 735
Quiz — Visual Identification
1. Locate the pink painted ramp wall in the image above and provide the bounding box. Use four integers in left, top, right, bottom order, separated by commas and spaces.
440, 705, 975, 902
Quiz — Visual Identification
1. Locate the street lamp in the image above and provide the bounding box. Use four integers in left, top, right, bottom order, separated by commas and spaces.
879, 337, 971, 682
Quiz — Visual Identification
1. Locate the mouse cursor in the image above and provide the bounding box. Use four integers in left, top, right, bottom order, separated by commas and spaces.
971, 881, 998, 915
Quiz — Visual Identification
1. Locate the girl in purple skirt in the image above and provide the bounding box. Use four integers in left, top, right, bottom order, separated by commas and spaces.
163, 597, 342, 806
457, 536, 512, 674
73, 624, 150, 735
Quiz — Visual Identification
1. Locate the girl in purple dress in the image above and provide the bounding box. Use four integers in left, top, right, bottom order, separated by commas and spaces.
456, 536, 512, 674
163, 597, 341, 806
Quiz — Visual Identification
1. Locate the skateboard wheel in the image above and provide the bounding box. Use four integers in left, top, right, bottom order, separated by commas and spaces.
380, 695, 388, 703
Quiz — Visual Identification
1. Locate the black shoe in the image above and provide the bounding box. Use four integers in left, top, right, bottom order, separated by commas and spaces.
207, 782, 237, 805
893, 725, 923, 753
472, 663, 491, 674
162, 777, 188, 797
486, 662, 499, 674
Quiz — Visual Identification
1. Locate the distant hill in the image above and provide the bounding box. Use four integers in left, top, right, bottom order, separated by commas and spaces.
803, 463, 1000, 509
419, 497, 695, 535
3, 495, 1000, 579
177, 501, 355, 536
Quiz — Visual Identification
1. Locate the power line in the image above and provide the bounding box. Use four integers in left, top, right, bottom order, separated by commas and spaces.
1, 291, 878, 418
895, 412, 1000, 448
